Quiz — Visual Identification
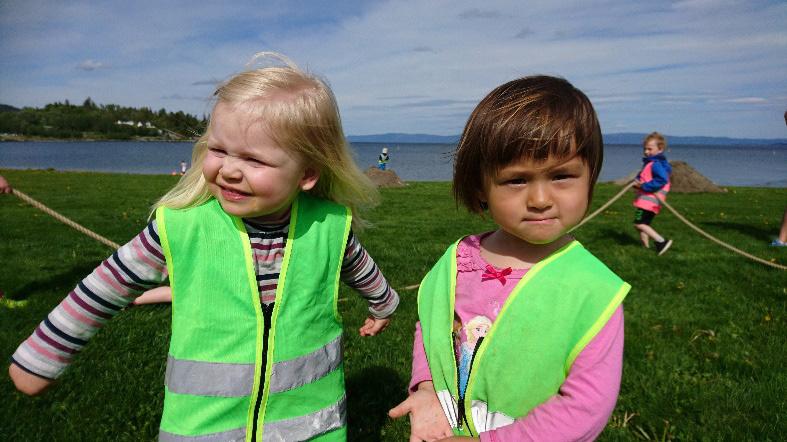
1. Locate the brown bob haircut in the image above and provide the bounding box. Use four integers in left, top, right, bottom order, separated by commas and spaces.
453, 75, 603, 214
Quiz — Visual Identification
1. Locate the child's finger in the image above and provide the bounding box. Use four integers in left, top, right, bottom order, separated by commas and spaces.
388, 399, 412, 418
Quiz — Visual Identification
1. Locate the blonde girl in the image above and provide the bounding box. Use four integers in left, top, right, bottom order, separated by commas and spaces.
11, 53, 399, 441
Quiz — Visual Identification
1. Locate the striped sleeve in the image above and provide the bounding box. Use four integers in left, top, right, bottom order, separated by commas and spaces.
340, 231, 399, 319
11, 221, 168, 379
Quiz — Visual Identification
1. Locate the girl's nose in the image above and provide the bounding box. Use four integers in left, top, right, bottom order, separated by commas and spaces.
220, 156, 243, 180
526, 182, 552, 210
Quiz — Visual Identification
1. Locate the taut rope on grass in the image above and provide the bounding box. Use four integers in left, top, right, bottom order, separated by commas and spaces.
11, 188, 121, 250
571, 180, 786, 271
568, 181, 637, 234
399, 179, 784, 291
660, 199, 786, 271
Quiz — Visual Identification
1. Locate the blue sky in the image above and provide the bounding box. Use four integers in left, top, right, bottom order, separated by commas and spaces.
1, 0, 786, 138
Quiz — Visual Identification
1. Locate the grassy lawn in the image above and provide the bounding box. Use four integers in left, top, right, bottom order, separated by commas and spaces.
1, 168, 785, 441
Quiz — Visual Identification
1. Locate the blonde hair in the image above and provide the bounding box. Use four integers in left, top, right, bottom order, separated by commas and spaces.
643, 131, 667, 151
152, 52, 378, 229
464, 316, 493, 341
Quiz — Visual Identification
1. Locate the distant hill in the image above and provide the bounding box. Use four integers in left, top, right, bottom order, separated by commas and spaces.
602, 132, 787, 146
0, 100, 203, 140
348, 132, 787, 146
347, 133, 460, 144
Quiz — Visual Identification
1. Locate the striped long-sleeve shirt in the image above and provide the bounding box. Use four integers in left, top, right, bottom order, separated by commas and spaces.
12, 213, 399, 380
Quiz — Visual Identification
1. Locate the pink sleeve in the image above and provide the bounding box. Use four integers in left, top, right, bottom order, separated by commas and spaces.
408, 321, 433, 393
481, 306, 625, 442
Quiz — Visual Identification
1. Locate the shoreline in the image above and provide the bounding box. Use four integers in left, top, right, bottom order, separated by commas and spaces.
0, 167, 784, 188
0, 135, 197, 143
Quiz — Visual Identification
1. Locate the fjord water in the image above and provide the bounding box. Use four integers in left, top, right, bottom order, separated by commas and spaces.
1, 141, 785, 187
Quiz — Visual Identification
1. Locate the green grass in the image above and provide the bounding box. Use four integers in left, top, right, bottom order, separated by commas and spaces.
1, 169, 785, 441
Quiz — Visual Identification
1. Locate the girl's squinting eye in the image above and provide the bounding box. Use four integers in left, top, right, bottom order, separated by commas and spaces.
506, 178, 527, 185
553, 174, 575, 181
246, 157, 266, 166
209, 148, 226, 157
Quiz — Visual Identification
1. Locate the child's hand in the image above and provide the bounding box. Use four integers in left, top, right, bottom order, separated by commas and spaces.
9, 363, 54, 396
389, 381, 453, 442
359, 316, 390, 336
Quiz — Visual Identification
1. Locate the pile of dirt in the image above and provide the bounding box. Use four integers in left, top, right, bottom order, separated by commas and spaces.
611, 161, 725, 193
364, 167, 406, 188
669, 161, 726, 193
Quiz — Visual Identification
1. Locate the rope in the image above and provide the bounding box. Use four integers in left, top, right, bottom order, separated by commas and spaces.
11, 189, 120, 249
660, 199, 786, 271
9, 175, 782, 293
399, 179, 783, 291
569, 181, 637, 234
570, 180, 785, 271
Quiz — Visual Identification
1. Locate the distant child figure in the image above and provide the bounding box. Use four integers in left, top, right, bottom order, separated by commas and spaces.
389, 76, 630, 441
378, 146, 390, 170
10, 53, 399, 441
770, 207, 787, 247
633, 132, 673, 255
179, 160, 187, 175
772, 112, 787, 247
0, 174, 12, 194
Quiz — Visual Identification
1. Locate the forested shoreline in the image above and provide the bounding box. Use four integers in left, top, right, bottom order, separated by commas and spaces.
0, 99, 204, 141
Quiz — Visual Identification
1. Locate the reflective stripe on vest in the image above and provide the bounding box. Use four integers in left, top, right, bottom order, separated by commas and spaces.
433, 390, 517, 435
165, 335, 342, 397
268, 335, 342, 394
262, 394, 346, 441
419, 240, 629, 436
160, 428, 246, 442
434, 392, 516, 434
166, 357, 254, 397
634, 161, 671, 214
160, 393, 346, 442
156, 194, 351, 441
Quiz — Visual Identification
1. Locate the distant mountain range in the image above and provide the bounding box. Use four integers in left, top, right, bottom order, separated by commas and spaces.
348, 132, 787, 146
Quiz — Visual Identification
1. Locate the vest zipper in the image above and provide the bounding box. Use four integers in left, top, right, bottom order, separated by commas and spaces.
250, 302, 275, 442
452, 330, 463, 431
455, 335, 483, 436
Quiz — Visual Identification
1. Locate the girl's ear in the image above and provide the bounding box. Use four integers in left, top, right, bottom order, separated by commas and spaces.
299, 165, 321, 191
477, 190, 488, 210
476, 188, 487, 202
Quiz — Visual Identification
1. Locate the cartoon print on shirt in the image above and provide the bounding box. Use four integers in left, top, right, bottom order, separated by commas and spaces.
458, 315, 492, 395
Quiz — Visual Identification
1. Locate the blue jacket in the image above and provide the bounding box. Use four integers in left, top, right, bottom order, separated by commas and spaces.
637, 153, 671, 193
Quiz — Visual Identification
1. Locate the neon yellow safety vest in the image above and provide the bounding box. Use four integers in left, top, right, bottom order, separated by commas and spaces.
418, 240, 630, 437
156, 193, 352, 442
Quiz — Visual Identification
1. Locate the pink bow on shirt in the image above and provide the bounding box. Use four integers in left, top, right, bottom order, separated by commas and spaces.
481, 264, 512, 285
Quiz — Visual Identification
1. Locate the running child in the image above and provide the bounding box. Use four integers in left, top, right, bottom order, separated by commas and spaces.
389, 76, 630, 441
633, 132, 673, 255
10, 52, 399, 441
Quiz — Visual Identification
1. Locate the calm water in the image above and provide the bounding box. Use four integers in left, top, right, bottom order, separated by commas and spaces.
1, 141, 786, 187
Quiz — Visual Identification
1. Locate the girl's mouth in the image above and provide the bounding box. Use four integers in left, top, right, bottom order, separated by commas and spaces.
220, 186, 250, 201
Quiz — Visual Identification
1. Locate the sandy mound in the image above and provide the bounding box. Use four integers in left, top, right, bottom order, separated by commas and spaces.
669, 161, 726, 193
364, 167, 406, 188
611, 161, 725, 193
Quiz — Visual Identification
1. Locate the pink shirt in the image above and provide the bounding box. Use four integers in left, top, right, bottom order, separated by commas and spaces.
409, 234, 624, 441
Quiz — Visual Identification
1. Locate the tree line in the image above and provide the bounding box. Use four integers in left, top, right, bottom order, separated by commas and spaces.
0, 98, 206, 140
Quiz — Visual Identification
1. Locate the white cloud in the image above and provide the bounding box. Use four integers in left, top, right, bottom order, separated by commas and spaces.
719, 97, 768, 104
0, 0, 786, 138
76, 59, 105, 71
